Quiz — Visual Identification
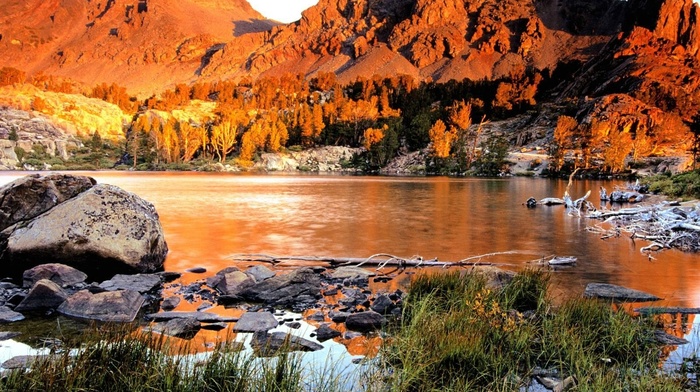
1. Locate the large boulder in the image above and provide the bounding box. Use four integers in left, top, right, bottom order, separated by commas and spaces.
0, 176, 168, 280
0, 173, 95, 231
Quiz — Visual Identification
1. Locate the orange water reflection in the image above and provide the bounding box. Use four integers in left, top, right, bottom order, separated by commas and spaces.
1, 172, 700, 356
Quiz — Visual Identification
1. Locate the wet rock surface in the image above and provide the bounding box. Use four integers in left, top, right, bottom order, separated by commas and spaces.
233, 311, 279, 332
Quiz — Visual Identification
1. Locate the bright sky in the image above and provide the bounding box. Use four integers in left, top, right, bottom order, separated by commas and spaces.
247, 0, 320, 23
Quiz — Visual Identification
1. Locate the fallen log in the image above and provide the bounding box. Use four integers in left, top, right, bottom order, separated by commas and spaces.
227, 251, 534, 269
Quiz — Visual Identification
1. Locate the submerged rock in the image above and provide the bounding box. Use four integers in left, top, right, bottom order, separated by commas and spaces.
583, 283, 661, 302
252, 331, 324, 355
58, 289, 145, 322
0, 178, 168, 280
150, 318, 201, 339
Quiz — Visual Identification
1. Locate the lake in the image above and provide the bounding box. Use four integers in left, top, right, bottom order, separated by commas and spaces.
1, 171, 698, 307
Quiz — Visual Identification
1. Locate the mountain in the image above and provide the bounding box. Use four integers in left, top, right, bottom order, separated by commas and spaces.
201, 0, 627, 83
0, 0, 277, 95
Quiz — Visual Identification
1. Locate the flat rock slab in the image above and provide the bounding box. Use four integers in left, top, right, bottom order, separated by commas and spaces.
253, 331, 323, 355
58, 289, 144, 322
0, 306, 25, 323
345, 311, 387, 332
23, 263, 87, 288
145, 311, 238, 323
99, 274, 162, 293
654, 331, 689, 345
150, 318, 201, 339
15, 279, 67, 311
234, 311, 279, 332
330, 266, 376, 280
160, 296, 181, 311
636, 307, 700, 315
583, 283, 661, 302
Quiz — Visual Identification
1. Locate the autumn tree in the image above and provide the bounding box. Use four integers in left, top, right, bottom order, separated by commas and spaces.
549, 115, 578, 171
429, 120, 456, 159
603, 125, 633, 173
177, 121, 205, 162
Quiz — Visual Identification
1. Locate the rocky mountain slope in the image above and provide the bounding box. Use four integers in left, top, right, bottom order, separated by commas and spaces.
0, 0, 276, 95
201, 0, 625, 84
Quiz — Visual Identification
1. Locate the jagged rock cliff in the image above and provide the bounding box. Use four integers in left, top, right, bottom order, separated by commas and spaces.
202, 0, 625, 83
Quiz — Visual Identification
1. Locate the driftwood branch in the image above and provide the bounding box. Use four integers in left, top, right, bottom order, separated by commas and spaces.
227, 251, 544, 270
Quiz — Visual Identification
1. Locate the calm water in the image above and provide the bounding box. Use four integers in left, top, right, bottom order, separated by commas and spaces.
1, 171, 698, 307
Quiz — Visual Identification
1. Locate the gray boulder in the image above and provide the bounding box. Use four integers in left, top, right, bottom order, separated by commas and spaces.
233, 311, 279, 332
15, 279, 67, 312
23, 263, 87, 288
345, 311, 387, 332
58, 289, 144, 322
1, 180, 168, 280
370, 294, 394, 315
0, 173, 94, 232
239, 267, 321, 307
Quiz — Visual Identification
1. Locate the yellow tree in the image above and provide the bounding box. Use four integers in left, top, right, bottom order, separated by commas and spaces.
429, 120, 456, 159
178, 121, 204, 162
211, 118, 241, 162
363, 126, 385, 150
267, 118, 288, 152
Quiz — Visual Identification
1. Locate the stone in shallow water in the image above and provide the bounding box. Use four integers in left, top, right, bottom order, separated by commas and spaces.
345, 311, 387, 332
145, 311, 238, 323
233, 311, 279, 332
150, 318, 201, 339
316, 324, 341, 342
15, 279, 67, 312
99, 274, 162, 294
23, 263, 87, 288
160, 296, 181, 311
0, 306, 24, 323
330, 266, 376, 280
583, 283, 661, 302
252, 331, 323, 355
58, 289, 144, 322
